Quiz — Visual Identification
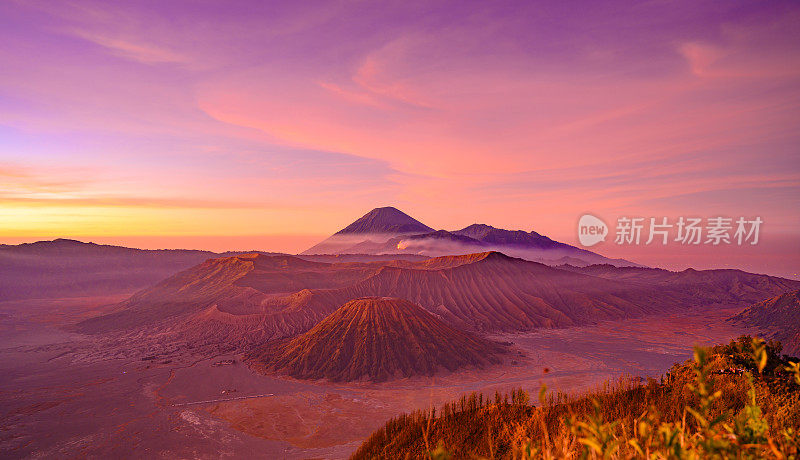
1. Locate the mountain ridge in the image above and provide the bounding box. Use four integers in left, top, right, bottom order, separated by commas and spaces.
0, 239, 260, 301
729, 289, 800, 356
301, 206, 639, 267
77, 251, 800, 346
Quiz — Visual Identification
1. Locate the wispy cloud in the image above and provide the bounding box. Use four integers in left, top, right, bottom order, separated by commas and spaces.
67, 28, 188, 64
0, 0, 798, 268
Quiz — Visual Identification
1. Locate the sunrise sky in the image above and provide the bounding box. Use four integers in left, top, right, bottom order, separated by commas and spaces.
1, 1, 798, 277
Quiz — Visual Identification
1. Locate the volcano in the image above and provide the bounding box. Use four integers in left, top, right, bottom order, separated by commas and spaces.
77, 250, 800, 349
333, 206, 433, 235
246, 297, 506, 382
75, 253, 383, 337
78, 251, 660, 341
302, 207, 434, 255
300, 206, 637, 267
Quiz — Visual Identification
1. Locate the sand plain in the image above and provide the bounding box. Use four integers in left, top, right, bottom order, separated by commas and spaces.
0, 296, 751, 459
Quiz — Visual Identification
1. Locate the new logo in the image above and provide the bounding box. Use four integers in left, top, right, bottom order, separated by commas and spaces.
578, 214, 608, 247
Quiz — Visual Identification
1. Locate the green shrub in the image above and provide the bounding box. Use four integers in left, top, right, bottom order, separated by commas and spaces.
351, 336, 800, 459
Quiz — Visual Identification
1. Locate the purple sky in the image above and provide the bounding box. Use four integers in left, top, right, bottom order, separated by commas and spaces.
1, 0, 798, 277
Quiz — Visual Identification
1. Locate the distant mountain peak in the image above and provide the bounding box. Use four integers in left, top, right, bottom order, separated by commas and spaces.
334, 206, 434, 235
51, 238, 87, 245
404, 230, 484, 245
453, 223, 553, 248
302, 209, 639, 267
18, 238, 92, 248
0, 238, 111, 255
456, 223, 543, 238
460, 223, 497, 231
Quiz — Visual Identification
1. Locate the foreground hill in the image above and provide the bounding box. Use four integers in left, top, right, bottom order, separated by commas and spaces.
246, 297, 506, 382
78, 252, 800, 348
352, 337, 800, 459
730, 290, 800, 356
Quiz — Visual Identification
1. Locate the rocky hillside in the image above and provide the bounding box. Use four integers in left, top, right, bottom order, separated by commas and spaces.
730, 290, 800, 356
246, 297, 506, 382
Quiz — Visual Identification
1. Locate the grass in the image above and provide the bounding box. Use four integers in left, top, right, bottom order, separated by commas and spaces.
351, 336, 800, 459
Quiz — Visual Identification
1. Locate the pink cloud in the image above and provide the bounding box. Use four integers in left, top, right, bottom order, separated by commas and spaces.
1, 0, 798, 276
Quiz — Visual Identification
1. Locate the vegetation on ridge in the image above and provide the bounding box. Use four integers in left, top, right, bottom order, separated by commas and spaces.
352, 336, 800, 459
